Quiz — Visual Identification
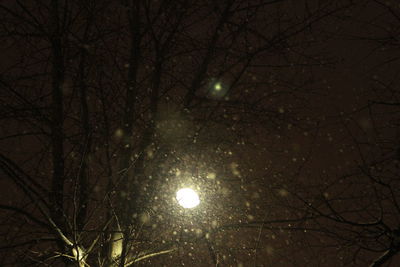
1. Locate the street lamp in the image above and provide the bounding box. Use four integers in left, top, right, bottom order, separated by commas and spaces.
176, 188, 200, 209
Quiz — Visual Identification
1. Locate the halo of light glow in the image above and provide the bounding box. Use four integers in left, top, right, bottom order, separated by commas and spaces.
214, 82, 222, 91
176, 188, 200, 208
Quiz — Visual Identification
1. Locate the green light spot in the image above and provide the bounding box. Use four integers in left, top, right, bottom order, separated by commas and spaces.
214, 83, 222, 91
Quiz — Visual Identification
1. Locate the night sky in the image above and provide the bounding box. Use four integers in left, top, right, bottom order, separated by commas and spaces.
1, 0, 399, 266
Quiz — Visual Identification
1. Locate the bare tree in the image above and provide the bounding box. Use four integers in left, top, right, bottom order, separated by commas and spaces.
0, 0, 355, 266
272, 1, 400, 265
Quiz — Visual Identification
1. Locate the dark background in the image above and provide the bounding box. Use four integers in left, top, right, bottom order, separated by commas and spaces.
1, 0, 399, 266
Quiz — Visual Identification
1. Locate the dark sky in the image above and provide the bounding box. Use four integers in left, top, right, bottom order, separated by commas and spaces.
1, 0, 400, 266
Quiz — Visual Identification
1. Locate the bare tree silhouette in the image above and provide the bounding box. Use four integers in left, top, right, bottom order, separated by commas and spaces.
3, 0, 390, 266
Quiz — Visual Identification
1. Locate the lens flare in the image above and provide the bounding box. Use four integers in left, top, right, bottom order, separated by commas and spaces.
214, 82, 222, 91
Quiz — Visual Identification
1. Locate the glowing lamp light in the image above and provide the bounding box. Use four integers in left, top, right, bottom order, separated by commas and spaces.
176, 188, 200, 209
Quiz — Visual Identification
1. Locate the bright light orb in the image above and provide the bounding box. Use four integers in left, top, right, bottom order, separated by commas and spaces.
214, 82, 222, 91
176, 188, 200, 209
